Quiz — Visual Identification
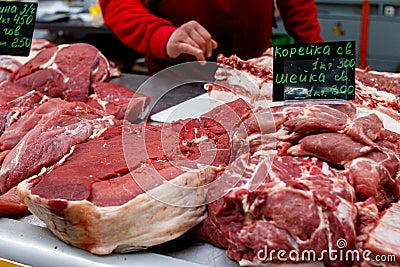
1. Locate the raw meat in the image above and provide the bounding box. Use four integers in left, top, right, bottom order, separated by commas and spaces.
0, 90, 46, 136
16, 123, 217, 253
206, 152, 357, 266
198, 60, 400, 265
348, 151, 399, 210
11, 43, 116, 102
0, 81, 30, 106
0, 57, 22, 83
364, 201, 400, 264
0, 104, 118, 193
356, 68, 400, 97
18, 160, 219, 255
0, 187, 28, 216
0, 82, 150, 152
87, 82, 151, 121
275, 104, 351, 142
0, 98, 67, 150
288, 132, 373, 165
16, 98, 253, 254
3, 47, 399, 267
355, 198, 379, 250
205, 54, 273, 107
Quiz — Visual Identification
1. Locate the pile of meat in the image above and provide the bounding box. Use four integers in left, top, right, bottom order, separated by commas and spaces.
0, 43, 399, 267
198, 54, 400, 266
17, 98, 254, 254
0, 42, 151, 217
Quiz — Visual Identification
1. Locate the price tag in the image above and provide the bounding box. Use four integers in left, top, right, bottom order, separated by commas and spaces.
0, 1, 37, 56
273, 41, 356, 102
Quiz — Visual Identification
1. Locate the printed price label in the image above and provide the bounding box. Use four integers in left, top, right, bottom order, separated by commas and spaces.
273, 41, 356, 102
0, 1, 37, 56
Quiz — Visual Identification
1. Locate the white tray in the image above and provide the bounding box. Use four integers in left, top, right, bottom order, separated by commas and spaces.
0, 217, 238, 267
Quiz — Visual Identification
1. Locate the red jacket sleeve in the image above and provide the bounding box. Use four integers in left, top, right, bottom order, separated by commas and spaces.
99, 0, 176, 59
276, 0, 324, 43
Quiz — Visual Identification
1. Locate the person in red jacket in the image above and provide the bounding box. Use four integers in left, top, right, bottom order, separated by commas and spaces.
99, 0, 324, 74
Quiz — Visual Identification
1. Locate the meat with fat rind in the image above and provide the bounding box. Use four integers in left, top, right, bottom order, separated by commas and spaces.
16, 98, 256, 253
205, 54, 273, 107
16, 120, 226, 254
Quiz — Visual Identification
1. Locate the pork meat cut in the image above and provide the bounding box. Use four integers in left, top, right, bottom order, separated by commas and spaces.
205, 54, 273, 107
363, 201, 400, 264
205, 152, 357, 266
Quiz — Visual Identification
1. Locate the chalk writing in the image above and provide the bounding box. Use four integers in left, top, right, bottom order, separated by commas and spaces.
0, 1, 37, 56
273, 41, 356, 101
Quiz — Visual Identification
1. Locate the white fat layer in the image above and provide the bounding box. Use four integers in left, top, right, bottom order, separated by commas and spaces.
93, 53, 110, 81
356, 80, 397, 102
55, 145, 75, 168
320, 162, 334, 177
8, 110, 20, 125
192, 135, 209, 144
216, 68, 271, 105
8, 93, 48, 126
90, 127, 108, 139
360, 146, 372, 153
94, 95, 109, 111
39, 94, 49, 105
88, 116, 115, 139
334, 198, 356, 228
39, 46, 60, 69
363, 70, 400, 78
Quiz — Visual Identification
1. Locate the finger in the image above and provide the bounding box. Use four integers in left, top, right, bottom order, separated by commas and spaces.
211, 39, 218, 49
177, 43, 206, 62
187, 29, 208, 55
182, 36, 200, 50
193, 25, 214, 57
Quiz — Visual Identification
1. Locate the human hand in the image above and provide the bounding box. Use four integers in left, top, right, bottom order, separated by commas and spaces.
166, 20, 218, 63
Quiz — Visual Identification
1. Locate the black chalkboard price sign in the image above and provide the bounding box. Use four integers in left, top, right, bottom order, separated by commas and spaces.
0, 1, 37, 56
273, 41, 356, 102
